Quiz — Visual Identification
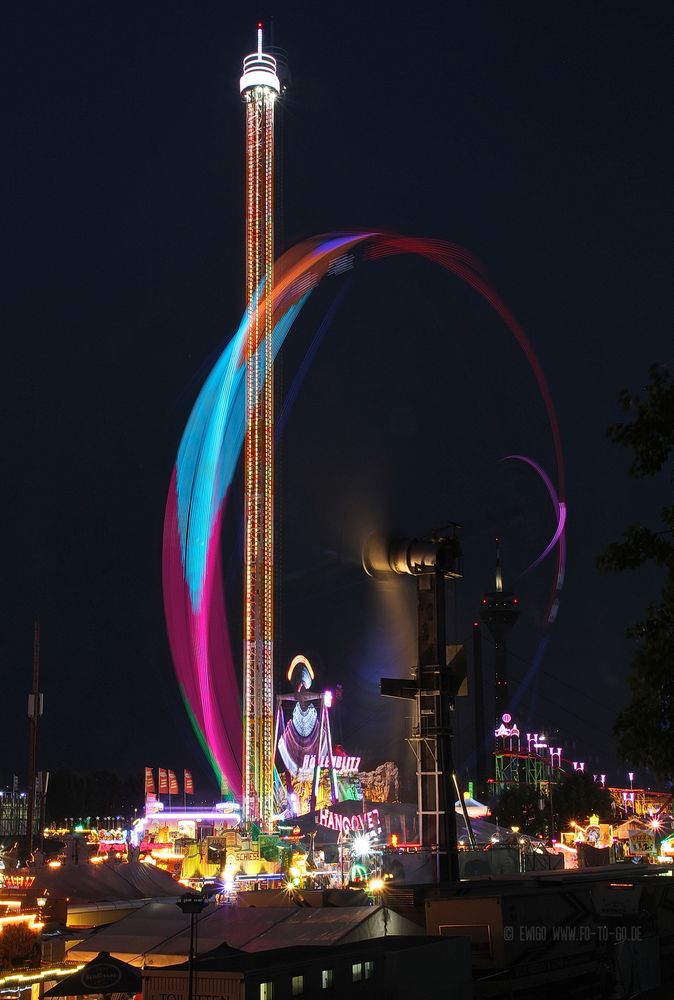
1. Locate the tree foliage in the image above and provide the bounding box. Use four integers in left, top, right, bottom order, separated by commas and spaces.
493, 783, 548, 836
494, 772, 613, 838
552, 770, 613, 830
597, 362, 674, 781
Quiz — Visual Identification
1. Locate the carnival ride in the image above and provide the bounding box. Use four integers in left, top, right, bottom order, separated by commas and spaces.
240, 25, 280, 833
162, 29, 567, 830
162, 231, 568, 812
274, 654, 357, 817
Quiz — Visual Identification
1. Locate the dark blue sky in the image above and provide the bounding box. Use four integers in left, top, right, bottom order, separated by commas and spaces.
4, 2, 672, 795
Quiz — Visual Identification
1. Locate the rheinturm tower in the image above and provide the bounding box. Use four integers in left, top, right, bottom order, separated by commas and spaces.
479, 539, 520, 719
240, 26, 280, 831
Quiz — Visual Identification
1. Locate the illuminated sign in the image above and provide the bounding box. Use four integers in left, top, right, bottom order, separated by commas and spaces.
301, 754, 361, 773
494, 722, 520, 738
317, 807, 380, 834
2, 876, 36, 889
628, 830, 656, 856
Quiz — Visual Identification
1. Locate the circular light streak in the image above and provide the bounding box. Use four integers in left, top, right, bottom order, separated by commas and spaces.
163, 232, 565, 793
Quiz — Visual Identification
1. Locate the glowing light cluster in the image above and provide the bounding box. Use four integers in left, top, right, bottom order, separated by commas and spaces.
163, 232, 566, 797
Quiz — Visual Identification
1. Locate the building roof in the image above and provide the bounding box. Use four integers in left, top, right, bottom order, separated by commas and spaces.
25, 862, 182, 906
67, 901, 423, 966
242, 906, 382, 952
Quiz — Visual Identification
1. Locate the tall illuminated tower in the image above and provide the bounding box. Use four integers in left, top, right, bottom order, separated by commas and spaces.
240, 26, 280, 830
479, 539, 520, 719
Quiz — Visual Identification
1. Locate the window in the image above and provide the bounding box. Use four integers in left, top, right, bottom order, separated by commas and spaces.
321, 968, 334, 989
352, 962, 363, 982
364, 961, 374, 980
291, 974, 304, 996
259, 984, 273, 1000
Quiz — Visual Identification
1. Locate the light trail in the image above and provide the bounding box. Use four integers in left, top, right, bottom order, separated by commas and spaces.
501, 454, 567, 625
163, 232, 566, 794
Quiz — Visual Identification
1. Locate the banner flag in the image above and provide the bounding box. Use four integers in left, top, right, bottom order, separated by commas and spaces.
144, 768, 155, 795
168, 769, 179, 796
158, 768, 169, 794
184, 769, 194, 795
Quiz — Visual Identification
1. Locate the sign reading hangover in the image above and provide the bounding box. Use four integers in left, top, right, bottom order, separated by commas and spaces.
317, 807, 380, 834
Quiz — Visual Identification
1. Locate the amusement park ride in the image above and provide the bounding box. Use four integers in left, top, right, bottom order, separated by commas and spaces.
233, 23, 582, 860
240, 24, 280, 832
274, 654, 360, 817
153, 28, 650, 892
239, 28, 365, 833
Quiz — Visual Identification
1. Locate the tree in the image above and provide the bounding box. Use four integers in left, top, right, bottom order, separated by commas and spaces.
493, 783, 549, 836
597, 363, 674, 780
553, 771, 613, 831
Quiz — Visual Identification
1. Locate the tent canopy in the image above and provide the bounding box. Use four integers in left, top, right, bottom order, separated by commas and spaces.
44, 951, 141, 996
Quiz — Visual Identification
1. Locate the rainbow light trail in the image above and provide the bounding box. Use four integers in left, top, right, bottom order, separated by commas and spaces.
162, 232, 567, 795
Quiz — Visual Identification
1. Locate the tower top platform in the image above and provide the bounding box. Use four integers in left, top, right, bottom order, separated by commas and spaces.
240, 25, 281, 95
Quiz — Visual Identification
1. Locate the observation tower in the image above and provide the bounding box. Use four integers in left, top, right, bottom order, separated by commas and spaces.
240, 26, 281, 831
479, 539, 520, 719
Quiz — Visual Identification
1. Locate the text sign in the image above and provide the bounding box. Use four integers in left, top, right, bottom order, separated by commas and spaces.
628, 830, 656, 855
317, 807, 380, 834
3, 875, 35, 889
301, 754, 361, 773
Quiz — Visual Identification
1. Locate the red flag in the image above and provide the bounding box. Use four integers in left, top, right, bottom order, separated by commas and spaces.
168, 769, 179, 796
144, 768, 155, 795
184, 769, 194, 795
158, 768, 169, 794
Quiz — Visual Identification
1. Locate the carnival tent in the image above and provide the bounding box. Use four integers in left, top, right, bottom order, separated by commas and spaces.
23, 861, 182, 906
65, 901, 424, 966
44, 951, 141, 996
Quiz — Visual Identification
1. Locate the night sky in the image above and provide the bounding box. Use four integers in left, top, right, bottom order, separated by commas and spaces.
4, 3, 672, 797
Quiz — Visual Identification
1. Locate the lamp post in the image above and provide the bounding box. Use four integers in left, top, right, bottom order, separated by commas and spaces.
176, 893, 209, 1000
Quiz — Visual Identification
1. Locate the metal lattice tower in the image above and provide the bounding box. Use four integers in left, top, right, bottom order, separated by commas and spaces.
240, 26, 280, 831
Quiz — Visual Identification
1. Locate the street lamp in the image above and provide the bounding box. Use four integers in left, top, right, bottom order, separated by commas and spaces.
176, 893, 209, 1000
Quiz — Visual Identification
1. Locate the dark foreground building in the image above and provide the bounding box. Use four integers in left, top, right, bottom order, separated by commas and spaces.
143, 935, 471, 1000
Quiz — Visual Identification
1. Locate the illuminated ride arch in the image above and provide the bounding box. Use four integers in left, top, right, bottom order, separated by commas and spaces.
162, 232, 567, 795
